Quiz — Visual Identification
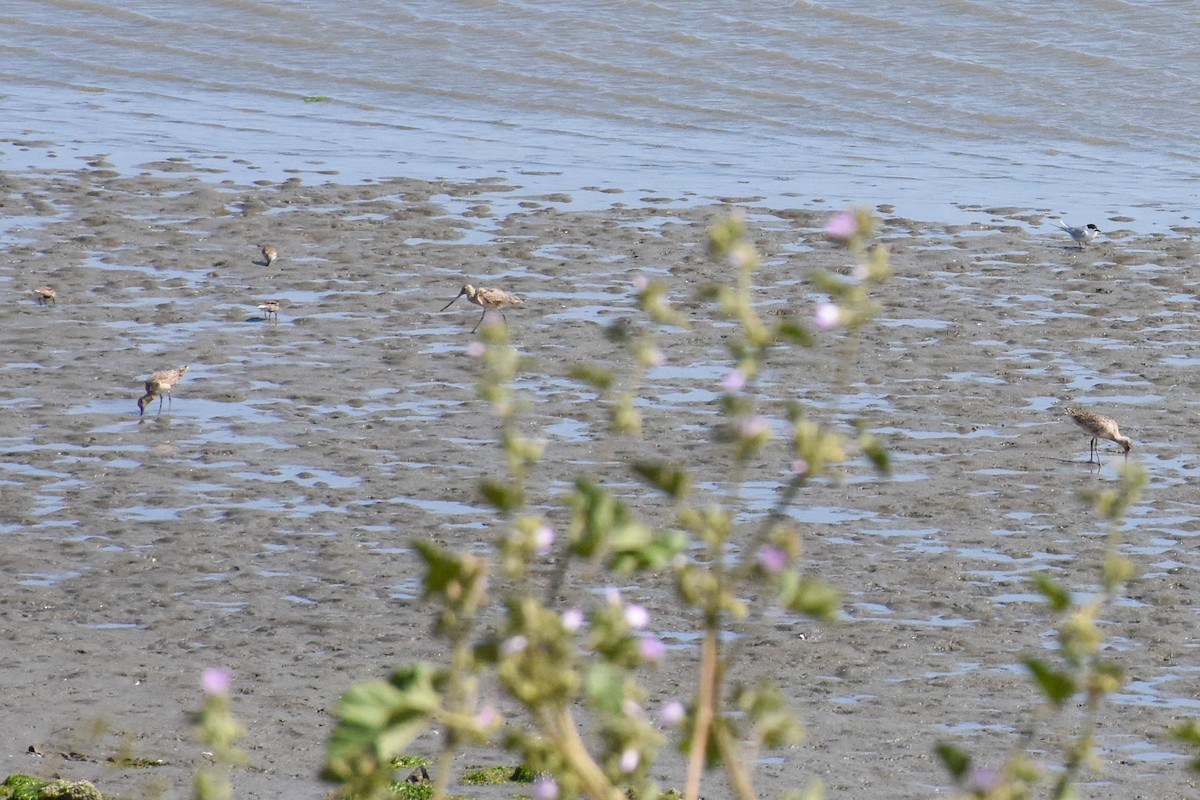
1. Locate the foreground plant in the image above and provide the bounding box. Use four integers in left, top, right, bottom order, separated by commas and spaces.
193, 668, 247, 800
323, 211, 892, 800
937, 462, 1146, 799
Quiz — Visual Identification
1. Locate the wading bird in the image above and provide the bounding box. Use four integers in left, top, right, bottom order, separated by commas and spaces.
33, 286, 56, 305
440, 284, 523, 333
1066, 406, 1131, 464
138, 366, 189, 416
1053, 220, 1100, 250
257, 299, 280, 322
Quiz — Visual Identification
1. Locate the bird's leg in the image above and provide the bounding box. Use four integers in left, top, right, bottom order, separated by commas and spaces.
471, 308, 488, 333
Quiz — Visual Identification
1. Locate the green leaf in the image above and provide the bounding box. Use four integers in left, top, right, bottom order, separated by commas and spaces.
934, 741, 971, 781
1024, 657, 1075, 706
567, 363, 614, 391
632, 460, 691, 500
480, 478, 524, 512
324, 665, 439, 784
775, 319, 814, 346
583, 663, 626, 715
303, 95, 331, 102
778, 572, 839, 622
1029, 572, 1071, 612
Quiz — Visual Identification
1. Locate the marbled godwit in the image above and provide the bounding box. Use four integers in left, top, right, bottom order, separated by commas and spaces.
257, 244, 278, 267
33, 286, 56, 305
138, 365, 189, 416
440, 284, 523, 333
257, 299, 280, 322
1066, 407, 1131, 464
1053, 220, 1100, 250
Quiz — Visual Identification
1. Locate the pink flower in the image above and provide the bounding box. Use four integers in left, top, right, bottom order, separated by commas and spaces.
474, 705, 500, 729
757, 545, 789, 574
791, 458, 810, 475
624, 604, 650, 629
660, 699, 686, 727
738, 415, 768, 439
466, 341, 486, 358
646, 347, 666, 367
619, 748, 640, 773
632, 275, 648, 292
201, 667, 232, 696
561, 608, 584, 632
722, 369, 746, 392
501, 635, 528, 656
639, 636, 666, 663
825, 210, 857, 241
533, 524, 554, 556
532, 777, 559, 800
814, 302, 841, 330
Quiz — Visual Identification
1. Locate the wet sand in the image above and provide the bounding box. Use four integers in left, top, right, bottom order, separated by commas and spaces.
0, 163, 1197, 799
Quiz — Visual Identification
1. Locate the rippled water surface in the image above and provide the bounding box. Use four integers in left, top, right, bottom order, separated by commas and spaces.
4, 1, 1200, 228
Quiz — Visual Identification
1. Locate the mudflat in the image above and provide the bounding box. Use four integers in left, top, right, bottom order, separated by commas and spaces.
1, 164, 1197, 799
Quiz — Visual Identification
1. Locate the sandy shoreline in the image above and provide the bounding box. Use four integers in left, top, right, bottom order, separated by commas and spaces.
0, 163, 1197, 799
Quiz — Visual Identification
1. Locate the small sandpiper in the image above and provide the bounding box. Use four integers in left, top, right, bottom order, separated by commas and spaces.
257, 244, 278, 267
257, 299, 280, 322
33, 286, 56, 305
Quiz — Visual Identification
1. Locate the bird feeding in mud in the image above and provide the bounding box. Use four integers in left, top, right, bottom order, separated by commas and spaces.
440, 284, 523, 333
33, 286, 56, 305
138, 366, 189, 416
1066, 406, 1131, 464
257, 244, 278, 267
1052, 219, 1100, 250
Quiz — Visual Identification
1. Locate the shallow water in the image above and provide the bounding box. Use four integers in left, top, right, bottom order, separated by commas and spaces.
5, 1, 1200, 231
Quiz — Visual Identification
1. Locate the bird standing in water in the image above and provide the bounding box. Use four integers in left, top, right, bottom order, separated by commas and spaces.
138, 366, 189, 415
1066, 406, 1131, 464
440, 284, 523, 333
33, 286, 56, 305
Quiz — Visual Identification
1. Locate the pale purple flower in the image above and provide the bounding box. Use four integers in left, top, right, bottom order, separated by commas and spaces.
619, 748, 640, 773
646, 347, 666, 367
660, 699, 686, 727
622, 699, 646, 719
727, 244, 754, 269
969, 767, 1000, 792
722, 369, 747, 392
561, 608, 584, 632
532, 777, 559, 800
825, 210, 857, 241
791, 458, 810, 476
757, 544, 789, 574
815, 302, 842, 331
632, 275, 649, 292
474, 705, 500, 729
639, 635, 666, 663
624, 604, 650, 629
738, 415, 768, 439
201, 667, 232, 696
466, 341, 486, 358
501, 635, 528, 656
533, 524, 555, 556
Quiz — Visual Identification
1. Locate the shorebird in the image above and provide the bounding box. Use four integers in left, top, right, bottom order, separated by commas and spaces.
1066, 406, 1131, 464
257, 299, 280, 322
138, 365, 189, 416
257, 244, 278, 267
33, 286, 56, 305
440, 284, 523, 333
1052, 219, 1101, 250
